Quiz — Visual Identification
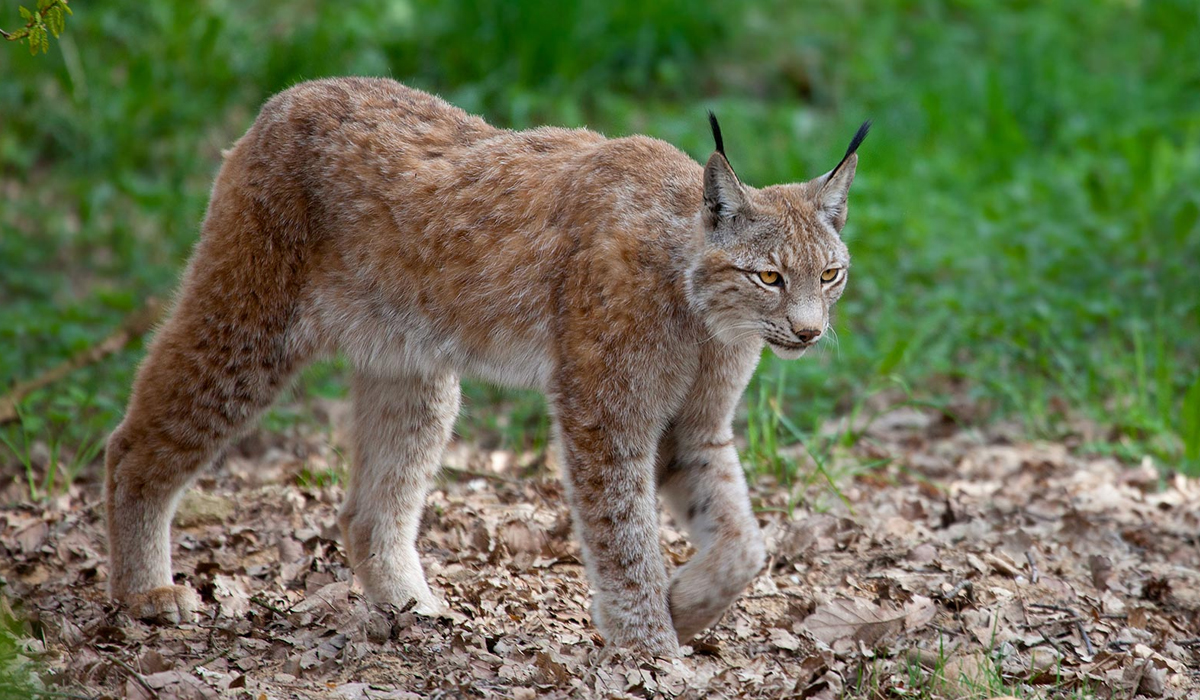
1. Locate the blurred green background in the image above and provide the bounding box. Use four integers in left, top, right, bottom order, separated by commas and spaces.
2, 0, 1199, 494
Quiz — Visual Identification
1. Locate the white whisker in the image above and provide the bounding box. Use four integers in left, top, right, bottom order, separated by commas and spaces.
700, 320, 761, 345
826, 325, 840, 358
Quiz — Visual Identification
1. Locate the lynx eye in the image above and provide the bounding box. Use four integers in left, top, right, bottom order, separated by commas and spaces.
820, 268, 841, 283
757, 271, 781, 286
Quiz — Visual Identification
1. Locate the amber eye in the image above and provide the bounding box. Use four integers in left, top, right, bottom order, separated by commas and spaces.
757, 271, 781, 286
820, 268, 840, 283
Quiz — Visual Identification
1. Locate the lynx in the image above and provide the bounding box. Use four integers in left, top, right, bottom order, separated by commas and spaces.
105, 77, 867, 656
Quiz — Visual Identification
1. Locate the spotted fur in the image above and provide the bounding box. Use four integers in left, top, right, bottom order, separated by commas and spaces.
105, 77, 865, 655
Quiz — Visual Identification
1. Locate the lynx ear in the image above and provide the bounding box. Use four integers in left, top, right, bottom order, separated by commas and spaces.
811, 120, 870, 233
703, 112, 746, 229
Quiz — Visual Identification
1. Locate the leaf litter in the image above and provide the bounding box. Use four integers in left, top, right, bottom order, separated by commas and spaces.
1, 401, 1198, 698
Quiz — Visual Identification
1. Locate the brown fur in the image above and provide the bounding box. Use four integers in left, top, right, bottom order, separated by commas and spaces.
105, 77, 864, 655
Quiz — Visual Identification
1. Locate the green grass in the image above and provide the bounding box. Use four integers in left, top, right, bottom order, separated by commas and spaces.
854, 653, 1099, 700
2, 0, 1199, 496
852, 624, 1103, 699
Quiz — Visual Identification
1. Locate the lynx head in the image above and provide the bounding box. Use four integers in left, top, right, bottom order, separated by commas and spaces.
688, 115, 869, 359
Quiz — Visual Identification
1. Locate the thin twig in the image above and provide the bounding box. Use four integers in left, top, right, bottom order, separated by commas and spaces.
1028, 602, 1075, 614
107, 655, 159, 699
192, 646, 233, 670
348, 659, 388, 677
1, 0, 69, 43
440, 464, 519, 483
1028, 602, 1094, 659
0, 298, 163, 423
743, 589, 808, 600
25, 691, 99, 700
1036, 632, 1069, 661
936, 579, 973, 605
1020, 617, 1085, 630
249, 595, 287, 617
1075, 618, 1095, 657
1127, 658, 1150, 695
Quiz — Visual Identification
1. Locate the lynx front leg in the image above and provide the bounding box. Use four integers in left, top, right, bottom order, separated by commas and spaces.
659, 442, 766, 642
338, 370, 459, 614
555, 413, 679, 656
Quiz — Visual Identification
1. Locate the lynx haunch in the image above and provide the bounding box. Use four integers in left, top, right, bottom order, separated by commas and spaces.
105, 77, 868, 656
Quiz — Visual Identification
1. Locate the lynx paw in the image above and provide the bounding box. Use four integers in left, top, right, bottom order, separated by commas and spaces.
125, 585, 201, 624
592, 597, 681, 657
409, 595, 445, 617
668, 540, 765, 642
669, 574, 729, 643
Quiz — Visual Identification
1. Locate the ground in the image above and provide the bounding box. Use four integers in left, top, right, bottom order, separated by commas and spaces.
2, 404, 1198, 699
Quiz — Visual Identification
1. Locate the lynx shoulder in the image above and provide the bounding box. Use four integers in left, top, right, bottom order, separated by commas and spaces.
105, 77, 867, 655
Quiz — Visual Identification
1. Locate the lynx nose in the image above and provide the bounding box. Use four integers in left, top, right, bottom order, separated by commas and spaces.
792, 328, 822, 344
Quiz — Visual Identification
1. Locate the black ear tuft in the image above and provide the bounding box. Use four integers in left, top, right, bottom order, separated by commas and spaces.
707, 110, 725, 157
844, 120, 871, 159
827, 119, 870, 182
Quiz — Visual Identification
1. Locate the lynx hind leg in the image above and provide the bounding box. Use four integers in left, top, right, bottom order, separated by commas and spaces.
107, 255, 311, 622
338, 370, 460, 615
659, 448, 766, 642
106, 308, 304, 622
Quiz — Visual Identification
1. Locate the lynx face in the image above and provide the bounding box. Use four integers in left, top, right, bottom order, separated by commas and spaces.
688, 119, 867, 360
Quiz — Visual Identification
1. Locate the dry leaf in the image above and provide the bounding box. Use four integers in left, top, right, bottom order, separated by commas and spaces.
803, 598, 905, 646
5, 421, 1200, 698
212, 573, 251, 618
768, 627, 802, 651
903, 595, 936, 632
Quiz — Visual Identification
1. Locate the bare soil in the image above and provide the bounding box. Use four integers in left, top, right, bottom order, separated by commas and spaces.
2, 405, 1198, 698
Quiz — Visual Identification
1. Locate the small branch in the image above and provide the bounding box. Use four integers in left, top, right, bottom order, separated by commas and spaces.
1027, 602, 1075, 615
0, 297, 163, 424
935, 579, 973, 605
1020, 617, 1085, 630
107, 655, 159, 699
743, 589, 808, 600
1025, 550, 1040, 584
192, 646, 234, 670
249, 595, 287, 617
1036, 632, 1070, 662
440, 464, 519, 484
1075, 618, 1095, 657
2, 0, 70, 44
26, 691, 99, 700
1028, 603, 1094, 658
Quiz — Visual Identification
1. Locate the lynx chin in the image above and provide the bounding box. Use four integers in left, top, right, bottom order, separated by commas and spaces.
105, 77, 868, 656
